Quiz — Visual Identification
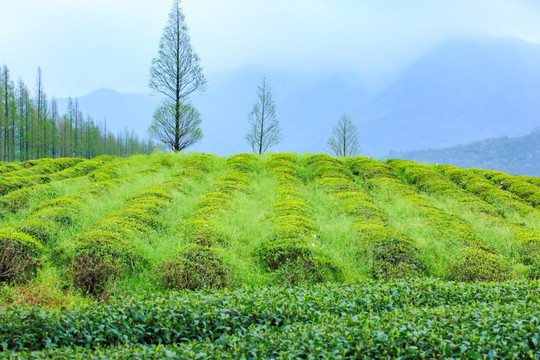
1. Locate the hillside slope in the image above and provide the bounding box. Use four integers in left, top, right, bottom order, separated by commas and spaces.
0, 153, 539, 305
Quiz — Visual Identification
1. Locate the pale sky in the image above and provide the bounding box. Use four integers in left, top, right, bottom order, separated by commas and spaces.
2, 0, 540, 98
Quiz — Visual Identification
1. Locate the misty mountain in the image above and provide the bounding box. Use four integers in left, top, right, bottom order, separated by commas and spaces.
61, 37, 540, 158
392, 129, 540, 176
356, 37, 540, 156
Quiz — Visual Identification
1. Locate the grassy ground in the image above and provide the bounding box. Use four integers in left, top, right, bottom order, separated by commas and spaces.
0, 153, 539, 308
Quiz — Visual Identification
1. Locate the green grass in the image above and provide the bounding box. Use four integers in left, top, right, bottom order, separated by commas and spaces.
213, 164, 276, 286
1, 153, 539, 303
305, 182, 371, 282
366, 178, 467, 279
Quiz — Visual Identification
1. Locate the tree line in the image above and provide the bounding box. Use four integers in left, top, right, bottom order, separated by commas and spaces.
149, 0, 361, 158
0, 65, 156, 162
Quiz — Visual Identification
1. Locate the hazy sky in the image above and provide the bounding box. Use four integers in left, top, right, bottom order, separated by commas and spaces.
2, 0, 540, 98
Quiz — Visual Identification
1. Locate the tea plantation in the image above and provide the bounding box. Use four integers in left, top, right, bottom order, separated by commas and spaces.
0, 153, 539, 358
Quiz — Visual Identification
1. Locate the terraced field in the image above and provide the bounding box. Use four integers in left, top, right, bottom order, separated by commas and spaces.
0, 153, 539, 358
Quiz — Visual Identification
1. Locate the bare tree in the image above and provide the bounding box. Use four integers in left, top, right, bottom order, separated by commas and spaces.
327, 114, 360, 157
149, 0, 206, 151
245, 77, 281, 154
149, 102, 202, 151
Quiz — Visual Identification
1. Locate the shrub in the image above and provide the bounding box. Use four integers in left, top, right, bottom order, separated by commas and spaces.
98, 217, 151, 236
272, 199, 310, 217
128, 197, 170, 214
450, 246, 511, 282
435, 164, 535, 216
333, 192, 387, 223
33, 197, 85, 212
70, 250, 123, 298
175, 154, 214, 178
0, 187, 36, 215
162, 180, 185, 191
130, 187, 174, 202
92, 155, 118, 163
273, 215, 315, 241
106, 208, 160, 230
194, 192, 234, 217
225, 153, 256, 173
348, 156, 397, 179
0, 229, 43, 284
477, 169, 540, 208
31, 198, 85, 225
355, 225, 424, 279
51, 160, 102, 180
13, 219, 57, 244
71, 230, 133, 296
351, 162, 513, 282
80, 181, 117, 196
0, 162, 23, 174
388, 160, 499, 215
159, 245, 230, 290
20, 158, 74, 174
183, 219, 221, 246
517, 175, 540, 187
257, 239, 340, 285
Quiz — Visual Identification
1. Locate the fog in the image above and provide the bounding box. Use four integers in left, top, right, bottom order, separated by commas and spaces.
1, 0, 540, 97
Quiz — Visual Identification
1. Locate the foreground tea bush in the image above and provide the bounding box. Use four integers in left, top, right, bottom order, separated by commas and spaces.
0, 279, 539, 358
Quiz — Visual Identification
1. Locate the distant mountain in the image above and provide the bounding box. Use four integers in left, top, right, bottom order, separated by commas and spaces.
60, 37, 540, 157
392, 129, 540, 176
356, 37, 540, 156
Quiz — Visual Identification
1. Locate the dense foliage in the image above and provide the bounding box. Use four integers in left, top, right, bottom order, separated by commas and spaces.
0, 280, 539, 358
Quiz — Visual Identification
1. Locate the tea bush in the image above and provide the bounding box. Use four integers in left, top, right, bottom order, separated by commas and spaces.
389, 160, 540, 278
1, 280, 539, 358
308, 155, 424, 279
258, 154, 341, 284
0, 161, 23, 174
477, 168, 540, 208
435, 164, 537, 216
349, 157, 511, 282
160, 244, 230, 290
0, 229, 43, 284
167, 155, 254, 289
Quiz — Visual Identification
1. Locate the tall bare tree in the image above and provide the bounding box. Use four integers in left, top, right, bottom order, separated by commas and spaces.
148, 0, 206, 152
327, 114, 360, 157
245, 77, 281, 154
35, 67, 47, 158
